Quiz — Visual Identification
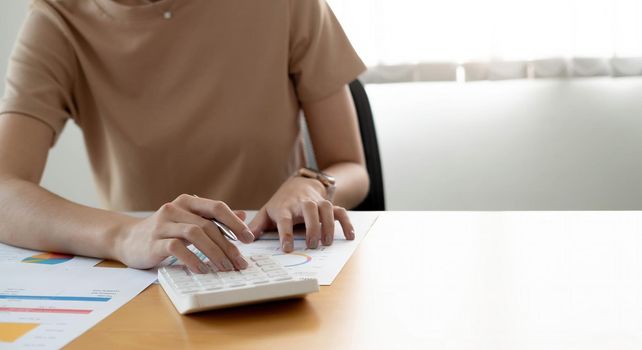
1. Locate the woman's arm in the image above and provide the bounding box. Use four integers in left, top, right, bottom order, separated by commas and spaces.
0, 114, 252, 273
303, 85, 370, 208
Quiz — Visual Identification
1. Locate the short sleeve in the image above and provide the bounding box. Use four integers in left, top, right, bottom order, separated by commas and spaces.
0, 2, 77, 145
288, 0, 366, 103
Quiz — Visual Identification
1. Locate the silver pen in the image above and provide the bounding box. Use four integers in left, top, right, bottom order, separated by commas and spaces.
192, 195, 238, 241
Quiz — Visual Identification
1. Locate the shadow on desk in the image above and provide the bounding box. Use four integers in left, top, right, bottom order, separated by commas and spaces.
187, 298, 320, 329
155, 287, 323, 344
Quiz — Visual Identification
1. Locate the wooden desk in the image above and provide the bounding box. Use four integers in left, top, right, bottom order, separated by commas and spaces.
67, 211, 642, 349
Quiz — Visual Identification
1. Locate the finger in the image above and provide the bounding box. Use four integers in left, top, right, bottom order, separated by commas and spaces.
172, 194, 254, 243
162, 238, 209, 274
333, 206, 355, 240
276, 213, 294, 253
170, 223, 241, 271
234, 210, 247, 222
157, 205, 247, 270
318, 200, 335, 246
302, 201, 321, 249
248, 209, 271, 240
202, 224, 248, 270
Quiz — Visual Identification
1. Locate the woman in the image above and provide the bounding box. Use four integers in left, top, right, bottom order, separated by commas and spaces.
0, 0, 369, 274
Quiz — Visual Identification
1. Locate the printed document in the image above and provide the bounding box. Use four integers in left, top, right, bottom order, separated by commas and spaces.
0, 263, 156, 349
0, 243, 100, 268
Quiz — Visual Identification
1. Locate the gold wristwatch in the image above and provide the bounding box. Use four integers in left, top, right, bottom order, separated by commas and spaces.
296, 167, 336, 200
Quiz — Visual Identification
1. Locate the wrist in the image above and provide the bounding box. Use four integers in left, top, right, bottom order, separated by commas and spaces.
296, 175, 327, 197
106, 216, 139, 263
294, 167, 336, 200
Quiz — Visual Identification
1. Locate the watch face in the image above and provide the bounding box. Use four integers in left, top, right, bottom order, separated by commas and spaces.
298, 168, 335, 186
300, 168, 317, 178
322, 173, 336, 185
297, 168, 335, 200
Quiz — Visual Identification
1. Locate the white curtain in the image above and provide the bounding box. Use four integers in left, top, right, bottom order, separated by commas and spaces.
327, 0, 642, 82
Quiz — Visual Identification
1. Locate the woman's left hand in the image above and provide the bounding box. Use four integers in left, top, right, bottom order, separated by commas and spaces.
248, 176, 355, 253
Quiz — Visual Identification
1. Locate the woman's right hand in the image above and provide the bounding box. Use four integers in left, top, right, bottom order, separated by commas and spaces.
113, 194, 255, 274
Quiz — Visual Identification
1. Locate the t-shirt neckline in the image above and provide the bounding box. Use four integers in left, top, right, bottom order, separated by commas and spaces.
93, 0, 183, 22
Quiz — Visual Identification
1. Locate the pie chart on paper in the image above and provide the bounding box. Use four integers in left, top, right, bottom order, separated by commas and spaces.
271, 252, 312, 267
22, 253, 73, 265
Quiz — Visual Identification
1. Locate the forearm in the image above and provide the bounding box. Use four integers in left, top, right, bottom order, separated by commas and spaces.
322, 161, 369, 209
0, 177, 136, 260
302, 85, 370, 210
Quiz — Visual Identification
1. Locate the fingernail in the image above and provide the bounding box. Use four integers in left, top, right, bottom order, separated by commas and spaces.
222, 259, 234, 271
234, 256, 248, 269
242, 229, 255, 241
349, 230, 356, 240
310, 239, 318, 249
323, 236, 332, 246
283, 240, 293, 252
199, 262, 210, 274
207, 261, 219, 272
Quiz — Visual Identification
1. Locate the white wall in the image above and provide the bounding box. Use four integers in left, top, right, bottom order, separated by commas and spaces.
0, 2, 27, 74
0, 1, 100, 208
368, 79, 642, 210
3, 2, 642, 211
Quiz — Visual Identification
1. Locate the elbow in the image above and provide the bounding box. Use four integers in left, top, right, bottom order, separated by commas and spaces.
356, 166, 370, 206
342, 163, 370, 210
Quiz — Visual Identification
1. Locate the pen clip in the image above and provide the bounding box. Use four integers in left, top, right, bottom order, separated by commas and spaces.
192, 194, 238, 241
212, 219, 238, 241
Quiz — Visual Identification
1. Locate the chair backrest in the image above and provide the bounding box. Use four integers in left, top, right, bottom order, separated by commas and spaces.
349, 80, 385, 211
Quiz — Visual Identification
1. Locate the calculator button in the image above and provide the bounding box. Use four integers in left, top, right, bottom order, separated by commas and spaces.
267, 270, 288, 278
169, 276, 193, 284
272, 276, 293, 282
178, 282, 199, 288
218, 271, 241, 277
226, 281, 246, 287
239, 267, 260, 274
203, 284, 223, 291
201, 277, 221, 283
222, 274, 243, 281
175, 279, 195, 285
201, 280, 222, 286
243, 273, 264, 280
193, 274, 214, 281
250, 255, 270, 261
261, 265, 281, 272
167, 269, 189, 277
177, 287, 200, 293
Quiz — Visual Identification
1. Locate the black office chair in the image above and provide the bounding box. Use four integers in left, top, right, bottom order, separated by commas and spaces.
349, 79, 385, 211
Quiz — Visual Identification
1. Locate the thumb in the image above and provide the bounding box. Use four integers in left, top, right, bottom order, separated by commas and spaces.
248, 209, 270, 240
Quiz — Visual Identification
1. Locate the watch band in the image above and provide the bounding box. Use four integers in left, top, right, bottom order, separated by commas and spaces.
296, 167, 336, 199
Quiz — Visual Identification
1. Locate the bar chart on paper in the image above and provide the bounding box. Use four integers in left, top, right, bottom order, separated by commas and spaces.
0, 264, 156, 349
0, 323, 39, 343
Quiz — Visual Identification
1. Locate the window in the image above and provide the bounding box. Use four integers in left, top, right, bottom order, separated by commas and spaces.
328, 0, 642, 82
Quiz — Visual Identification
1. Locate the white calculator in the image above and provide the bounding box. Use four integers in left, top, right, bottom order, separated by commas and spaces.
158, 254, 319, 314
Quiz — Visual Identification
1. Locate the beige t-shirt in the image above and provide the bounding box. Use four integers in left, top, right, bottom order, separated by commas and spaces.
0, 0, 366, 210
